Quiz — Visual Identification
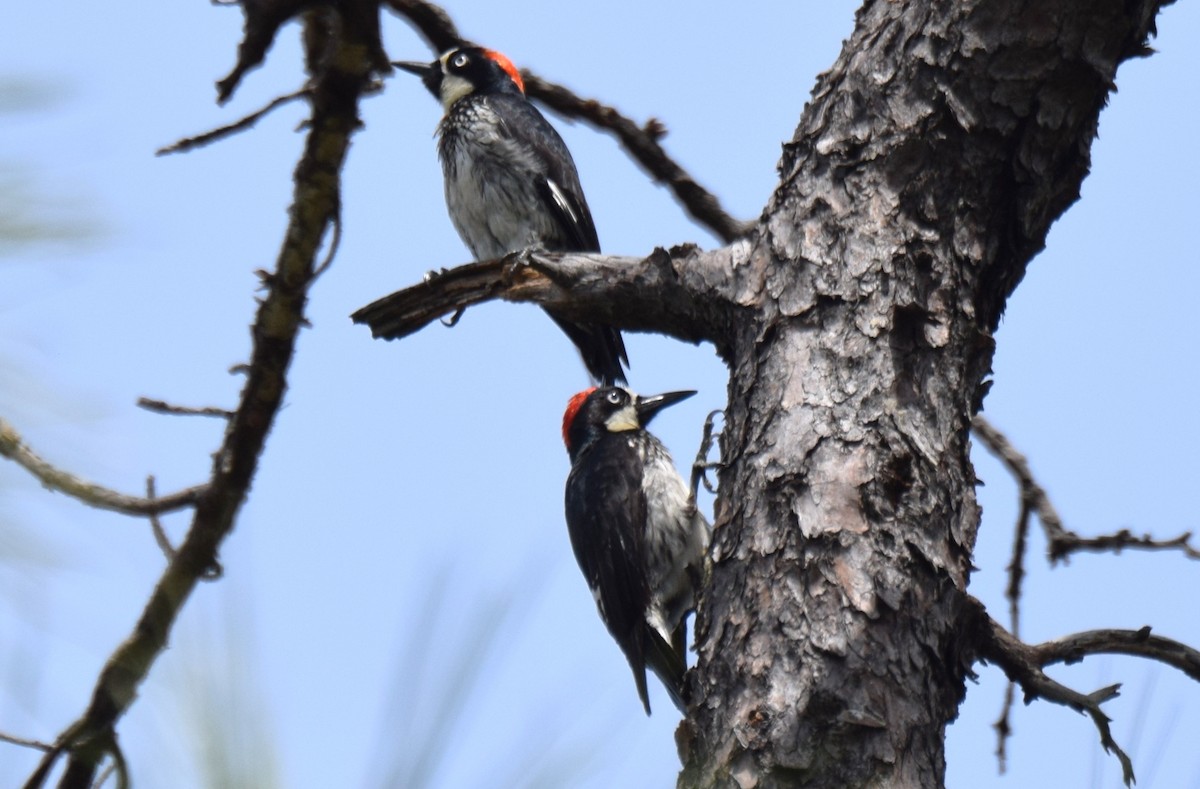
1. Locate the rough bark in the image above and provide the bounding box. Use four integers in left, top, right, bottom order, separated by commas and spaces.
677, 1, 1168, 787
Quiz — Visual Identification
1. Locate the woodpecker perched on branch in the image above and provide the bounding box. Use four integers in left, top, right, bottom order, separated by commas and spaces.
395, 46, 628, 385
562, 386, 710, 714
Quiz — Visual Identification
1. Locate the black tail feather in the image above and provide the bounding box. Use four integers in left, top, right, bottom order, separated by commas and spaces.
642, 624, 687, 715
547, 310, 628, 386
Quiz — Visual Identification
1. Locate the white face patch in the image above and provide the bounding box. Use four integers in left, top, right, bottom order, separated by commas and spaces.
438, 72, 474, 111
604, 403, 639, 433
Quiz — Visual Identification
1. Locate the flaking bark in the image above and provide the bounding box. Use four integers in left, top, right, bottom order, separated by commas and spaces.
677, 1, 1170, 787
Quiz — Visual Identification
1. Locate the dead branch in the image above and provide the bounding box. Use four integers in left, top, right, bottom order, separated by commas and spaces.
0, 732, 52, 752
976, 616, 1200, 787
1034, 626, 1200, 682
157, 89, 310, 155
972, 414, 1199, 768
137, 398, 235, 419
1048, 528, 1200, 563
216, 0, 314, 103
971, 414, 1067, 540
976, 610, 1136, 786
973, 415, 1200, 565
145, 476, 175, 562
351, 247, 736, 354
0, 417, 206, 517
522, 74, 752, 244
383, 0, 462, 51
22, 8, 375, 786
215, 1, 388, 104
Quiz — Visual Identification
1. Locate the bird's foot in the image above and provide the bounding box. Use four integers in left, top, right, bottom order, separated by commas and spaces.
690, 409, 725, 500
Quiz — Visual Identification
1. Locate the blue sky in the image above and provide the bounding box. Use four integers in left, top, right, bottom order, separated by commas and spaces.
2, 2, 1198, 787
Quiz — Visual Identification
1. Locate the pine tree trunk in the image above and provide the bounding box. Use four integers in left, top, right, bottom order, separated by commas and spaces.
680, 1, 1168, 786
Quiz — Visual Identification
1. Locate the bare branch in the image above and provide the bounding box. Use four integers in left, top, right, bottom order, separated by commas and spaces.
215, 0, 312, 103
137, 398, 235, 419
158, 89, 309, 155
971, 413, 1068, 540
976, 610, 1136, 786
352, 258, 511, 338
313, 208, 343, 278
215, 1, 387, 104
26, 9, 376, 786
1048, 528, 1200, 563
144, 477, 177, 569
383, 0, 462, 51
0, 731, 52, 752
971, 414, 1199, 772
1005, 497, 1033, 636
992, 491, 1033, 768
1033, 626, 1200, 683
90, 761, 118, 789
976, 616, 1200, 787
973, 415, 1200, 565
522, 74, 752, 245
351, 247, 737, 354
0, 417, 206, 517
991, 681, 1015, 774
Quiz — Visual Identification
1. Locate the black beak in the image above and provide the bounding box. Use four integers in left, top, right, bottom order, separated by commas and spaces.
635, 390, 697, 426
393, 59, 441, 97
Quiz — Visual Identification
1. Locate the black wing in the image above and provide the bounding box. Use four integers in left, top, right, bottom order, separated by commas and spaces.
565, 437, 653, 713
489, 94, 626, 384
491, 93, 600, 252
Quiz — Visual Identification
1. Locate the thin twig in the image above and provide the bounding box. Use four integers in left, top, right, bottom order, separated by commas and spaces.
313, 205, 342, 278
145, 477, 175, 561
1005, 497, 1032, 637
137, 398, 235, 419
1048, 528, 1200, 563
90, 760, 115, 789
992, 680, 1015, 774
992, 493, 1033, 766
980, 621, 1200, 785
0, 417, 206, 517
26, 8, 374, 786
523, 74, 752, 245
973, 415, 1200, 565
971, 414, 1067, 538
971, 414, 1200, 771
383, 0, 462, 51
157, 89, 310, 155
0, 731, 53, 752
976, 609, 1136, 786
1033, 626, 1200, 682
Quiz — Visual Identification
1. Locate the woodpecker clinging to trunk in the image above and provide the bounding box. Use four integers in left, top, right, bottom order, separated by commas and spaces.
562, 386, 710, 714
395, 46, 629, 385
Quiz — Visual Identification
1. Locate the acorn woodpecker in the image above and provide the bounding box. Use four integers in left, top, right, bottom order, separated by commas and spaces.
562, 386, 710, 714
395, 46, 628, 385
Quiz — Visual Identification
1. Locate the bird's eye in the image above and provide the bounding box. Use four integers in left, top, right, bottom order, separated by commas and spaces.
449, 51, 470, 70
606, 390, 623, 405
